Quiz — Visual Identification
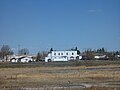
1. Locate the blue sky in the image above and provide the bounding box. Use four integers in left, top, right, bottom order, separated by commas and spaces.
0, 0, 120, 54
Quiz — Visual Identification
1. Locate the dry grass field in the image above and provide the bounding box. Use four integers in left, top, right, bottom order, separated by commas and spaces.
0, 61, 120, 90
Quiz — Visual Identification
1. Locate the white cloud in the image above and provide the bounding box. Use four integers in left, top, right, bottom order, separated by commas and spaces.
88, 9, 102, 13
88, 9, 96, 12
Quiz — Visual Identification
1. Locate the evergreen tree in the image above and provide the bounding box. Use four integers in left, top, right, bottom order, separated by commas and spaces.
75, 47, 77, 51
50, 48, 53, 52
36, 52, 41, 62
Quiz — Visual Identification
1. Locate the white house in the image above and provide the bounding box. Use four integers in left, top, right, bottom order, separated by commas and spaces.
45, 50, 81, 62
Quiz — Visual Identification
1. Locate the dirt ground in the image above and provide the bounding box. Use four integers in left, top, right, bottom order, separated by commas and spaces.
0, 61, 120, 90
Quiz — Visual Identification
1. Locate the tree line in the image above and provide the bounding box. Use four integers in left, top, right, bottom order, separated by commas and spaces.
0, 45, 120, 61
0, 45, 29, 60
0, 45, 48, 61
81, 47, 120, 60
46, 47, 120, 60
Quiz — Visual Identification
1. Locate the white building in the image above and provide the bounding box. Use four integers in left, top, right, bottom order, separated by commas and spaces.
94, 55, 108, 60
45, 50, 81, 62
10, 55, 33, 63
20, 57, 33, 63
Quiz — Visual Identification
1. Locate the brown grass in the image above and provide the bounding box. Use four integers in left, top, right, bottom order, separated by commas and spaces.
0, 64, 120, 89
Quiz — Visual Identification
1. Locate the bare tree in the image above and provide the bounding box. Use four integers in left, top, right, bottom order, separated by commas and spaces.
18, 48, 29, 55
0, 51, 2, 59
40, 51, 48, 59
0, 45, 14, 60
36, 51, 48, 61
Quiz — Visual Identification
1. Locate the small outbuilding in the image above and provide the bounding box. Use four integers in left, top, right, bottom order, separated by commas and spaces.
10, 55, 33, 63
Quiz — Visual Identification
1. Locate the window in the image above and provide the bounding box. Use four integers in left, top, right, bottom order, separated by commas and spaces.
66, 53, 68, 55
58, 53, 60, 55
54, 53, 56, 55
72, 53, 74, 55
61, 53, 63, 55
